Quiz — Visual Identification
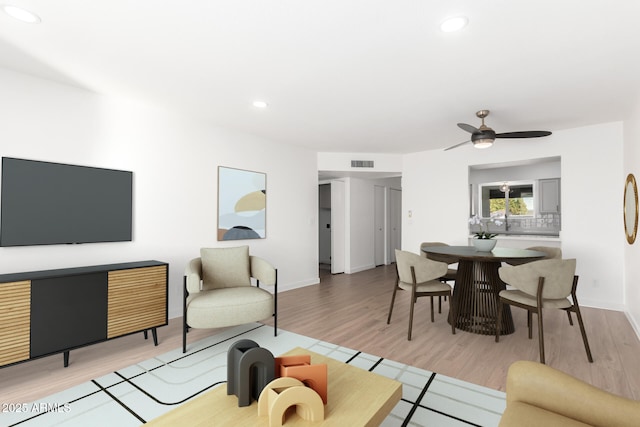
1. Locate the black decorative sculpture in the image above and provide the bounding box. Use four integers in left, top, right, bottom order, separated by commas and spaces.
227, 339, 275, 407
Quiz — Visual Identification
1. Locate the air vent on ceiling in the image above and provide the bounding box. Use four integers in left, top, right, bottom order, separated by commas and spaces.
351, 160, 374, 168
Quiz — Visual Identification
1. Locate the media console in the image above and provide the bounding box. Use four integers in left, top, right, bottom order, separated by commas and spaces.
0, 260, 168, 368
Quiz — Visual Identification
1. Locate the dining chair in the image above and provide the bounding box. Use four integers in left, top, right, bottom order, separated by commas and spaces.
495, 258, 593, 364
388, 249, 455, 340
420, 242, 457, 311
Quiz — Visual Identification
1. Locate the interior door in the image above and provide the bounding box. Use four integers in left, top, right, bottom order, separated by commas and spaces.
389, 188, 402, 263
330, 180, 346, 274
374, 185, 385, 266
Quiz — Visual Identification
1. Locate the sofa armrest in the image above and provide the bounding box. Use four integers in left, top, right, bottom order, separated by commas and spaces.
184, 257, 203, 294
501, 361, 640, 427
250, 256, 276, 286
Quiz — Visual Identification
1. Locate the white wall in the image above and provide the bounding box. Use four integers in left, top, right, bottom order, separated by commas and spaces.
0, 67, 319, 318
624, 101, 640, 335
402, 122, 625, 310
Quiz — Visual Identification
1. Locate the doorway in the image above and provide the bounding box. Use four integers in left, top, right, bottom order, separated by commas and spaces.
318, 181, 346, 274
319, 178, 401, 274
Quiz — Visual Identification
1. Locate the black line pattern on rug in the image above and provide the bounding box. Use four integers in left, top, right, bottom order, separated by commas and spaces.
92, 379, 147, 424
402, 372, 436, 427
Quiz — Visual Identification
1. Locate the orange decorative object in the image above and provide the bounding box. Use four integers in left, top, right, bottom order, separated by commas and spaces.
275, 355, 328, 404
274, 355, 310, 375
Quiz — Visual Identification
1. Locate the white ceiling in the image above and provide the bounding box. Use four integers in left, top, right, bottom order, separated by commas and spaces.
1, 1, 639, 154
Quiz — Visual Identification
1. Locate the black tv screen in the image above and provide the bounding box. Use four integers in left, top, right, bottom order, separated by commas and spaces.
1, 157, 133, 246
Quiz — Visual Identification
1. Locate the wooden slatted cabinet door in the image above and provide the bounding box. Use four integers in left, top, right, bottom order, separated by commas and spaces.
107, 266, 167, 339
0, 281, 31, 366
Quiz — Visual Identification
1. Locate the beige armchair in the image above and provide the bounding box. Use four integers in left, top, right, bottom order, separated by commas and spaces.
500, 361, 640, 427
496, 258, 592, 364
183, 245, 277, 352
387, 249, 455, 340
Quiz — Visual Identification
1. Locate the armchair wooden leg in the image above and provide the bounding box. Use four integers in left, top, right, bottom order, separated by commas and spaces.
449, 291, 456, 335
387, 280, 399, 324
537, 310, 545, 364
527, 311, 533, 339
566, 310, 573, 326
438, 296, 442, 313
536, 279, 545, 364
408, 287, 416, 341
430, 296, 435, 322
573, 305, 594, 363
495, 299, 503, 342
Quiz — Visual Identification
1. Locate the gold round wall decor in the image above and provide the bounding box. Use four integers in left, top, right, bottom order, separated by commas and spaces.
624, 173, 638, 244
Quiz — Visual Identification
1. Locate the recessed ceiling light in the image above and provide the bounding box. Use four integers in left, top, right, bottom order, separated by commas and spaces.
252, 100, 268, 109
2, 5, 41, 23
440, 16, 467, 33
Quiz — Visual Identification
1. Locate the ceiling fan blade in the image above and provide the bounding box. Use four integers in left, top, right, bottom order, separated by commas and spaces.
495, 130, 552, 139
457, 123, 478, 134
444, 140, 471, 151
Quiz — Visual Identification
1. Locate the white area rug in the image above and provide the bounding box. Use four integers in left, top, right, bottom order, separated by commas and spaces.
1, 324, 505, 426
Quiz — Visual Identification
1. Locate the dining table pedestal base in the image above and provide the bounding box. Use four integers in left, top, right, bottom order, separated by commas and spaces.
450, 259, 515, 336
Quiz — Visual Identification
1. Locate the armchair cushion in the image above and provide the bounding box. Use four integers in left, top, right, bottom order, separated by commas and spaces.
186, 287, 273, 329
200, 246, 251, 290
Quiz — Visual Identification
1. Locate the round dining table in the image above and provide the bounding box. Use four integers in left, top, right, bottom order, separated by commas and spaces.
421, 245, 546, 335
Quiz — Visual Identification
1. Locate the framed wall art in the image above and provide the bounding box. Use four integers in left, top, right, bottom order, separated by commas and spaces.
624, 173, 638, 244
217, 166, 266, 241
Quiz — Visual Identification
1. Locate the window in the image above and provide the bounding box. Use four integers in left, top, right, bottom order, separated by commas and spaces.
469, 157, 561, 236
480, 182, 534, 219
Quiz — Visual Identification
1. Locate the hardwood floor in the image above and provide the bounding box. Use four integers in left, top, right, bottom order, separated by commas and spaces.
263, 264, 640, 401
3, 264, 640, 405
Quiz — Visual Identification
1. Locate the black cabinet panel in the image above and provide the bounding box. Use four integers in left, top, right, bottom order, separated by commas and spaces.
30, 272, 108, 357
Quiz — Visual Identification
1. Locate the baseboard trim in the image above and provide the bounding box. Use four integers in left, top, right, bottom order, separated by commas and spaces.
624, 310, 640, 341
346, 264, 376, 274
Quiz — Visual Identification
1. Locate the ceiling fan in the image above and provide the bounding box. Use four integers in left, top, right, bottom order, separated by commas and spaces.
445, 110, 552, 151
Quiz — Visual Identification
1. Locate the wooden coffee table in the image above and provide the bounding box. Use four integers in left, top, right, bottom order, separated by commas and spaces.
145, 347, 402, 426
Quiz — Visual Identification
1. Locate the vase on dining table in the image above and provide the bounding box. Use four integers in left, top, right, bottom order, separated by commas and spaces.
472, 238, 497, 252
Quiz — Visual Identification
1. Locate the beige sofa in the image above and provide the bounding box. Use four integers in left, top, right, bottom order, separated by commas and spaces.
499, 361, 640, 427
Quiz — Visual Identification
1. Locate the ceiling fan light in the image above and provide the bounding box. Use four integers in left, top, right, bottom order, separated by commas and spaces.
473, 139, 494, 149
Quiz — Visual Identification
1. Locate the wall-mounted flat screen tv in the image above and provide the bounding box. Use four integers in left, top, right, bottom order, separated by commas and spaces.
1, 157, 133, 246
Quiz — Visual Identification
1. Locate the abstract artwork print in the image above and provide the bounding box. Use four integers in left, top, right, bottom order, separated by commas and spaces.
217, 166, 266, 240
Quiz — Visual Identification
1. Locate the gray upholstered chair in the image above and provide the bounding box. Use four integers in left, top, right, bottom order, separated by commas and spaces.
183, 245, 277, 352
387, 249, 455, 340
496, 258, 592, 364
